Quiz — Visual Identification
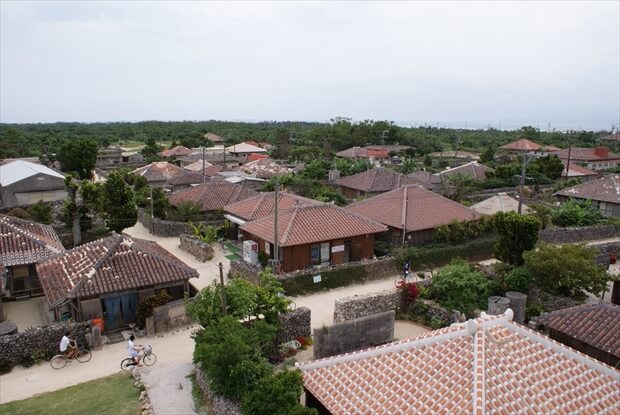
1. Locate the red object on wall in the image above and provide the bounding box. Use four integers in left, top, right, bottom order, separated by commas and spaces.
91, 318, 104, 333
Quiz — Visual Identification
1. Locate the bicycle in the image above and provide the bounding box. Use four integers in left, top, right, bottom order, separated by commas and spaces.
50, 343, 92, 369
120, 344, 157, 372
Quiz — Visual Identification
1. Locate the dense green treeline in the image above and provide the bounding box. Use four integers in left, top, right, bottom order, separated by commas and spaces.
0, 118, 611, 160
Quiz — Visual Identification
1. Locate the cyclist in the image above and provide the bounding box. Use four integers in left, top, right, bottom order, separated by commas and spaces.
403, 260, 411, 281
127, 335, 143, 367
59, 330, 77, 359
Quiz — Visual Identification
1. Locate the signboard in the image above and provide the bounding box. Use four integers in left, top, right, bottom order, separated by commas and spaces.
331, 245, 344, 253
313, 275, 322, 283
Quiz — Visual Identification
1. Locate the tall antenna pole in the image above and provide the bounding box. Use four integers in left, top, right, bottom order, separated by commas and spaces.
564, 132, 572, 179
273, 179, 279, 265
401, 186, 408, 246
202, 146, 206, 183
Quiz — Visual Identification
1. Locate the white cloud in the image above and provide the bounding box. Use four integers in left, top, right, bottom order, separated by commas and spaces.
1, 0, 618, 130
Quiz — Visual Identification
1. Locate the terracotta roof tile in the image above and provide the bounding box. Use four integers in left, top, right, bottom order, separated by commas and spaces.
36, 233, 198, 307
240, 203, 387, 246
132, 162, 185, 183
159, 145, 192, 158
552, 147, 620, 162
300, 311, 620, 415
537, 303, 620, 358
169, 179, 258, 212
499, 139, 542, 151
224, 192, 321, 222
204, 132, 225, 143
0, 215, 64, 266
334, 168, 424, 193
437, 161, 494, 181
555, 175, 620, 204
347, 185, 478, 231
561, 161, 599, 178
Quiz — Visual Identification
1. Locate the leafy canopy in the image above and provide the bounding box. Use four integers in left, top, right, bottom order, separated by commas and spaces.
492, 212, 541, 265
524, 243, 609, 299
57, 138, 97, 180
429, 258, 489, 317
551, 199, 603, 227
101, 170, 137, 233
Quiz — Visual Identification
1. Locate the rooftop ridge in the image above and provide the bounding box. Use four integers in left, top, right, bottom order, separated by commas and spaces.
0, 215, 63, 254
538, 302, 620, 319
279, 207, 298, 246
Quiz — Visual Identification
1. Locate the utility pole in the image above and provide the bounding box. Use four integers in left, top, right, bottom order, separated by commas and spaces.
273, 179, 279, 265
401, 186, 408, 246
150, 186, 154, 233
518, 154, 535, 214
564, 131, 573, 180
202, 146, 206, 183
218, 262, 227, 315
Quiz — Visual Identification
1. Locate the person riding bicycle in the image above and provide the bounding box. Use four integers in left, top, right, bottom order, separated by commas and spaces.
403, 260, 411, 281
59, 330, 77, 359
127, 335, 143, 367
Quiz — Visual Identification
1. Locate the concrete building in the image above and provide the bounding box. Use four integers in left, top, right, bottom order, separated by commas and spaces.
0, 160, 66, 207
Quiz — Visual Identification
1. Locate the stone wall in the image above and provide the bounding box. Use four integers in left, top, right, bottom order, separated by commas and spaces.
195, 364, 242, 415
539, 225, 619, 245
0, 322, 90, 373
229, 260, 262, 285
313, 311, 395, 359
179, 234, 214, 262
334, 289, 403, 324
152, 299, 193, 334
277, 307, 311, 344
137, 208, 223, 237
527, 286, 582, 313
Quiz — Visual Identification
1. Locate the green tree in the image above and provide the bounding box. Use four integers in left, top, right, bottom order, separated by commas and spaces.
27, 200, 52, 224
429, 259, 489, 316
479, 146, 495, 164
57, 138, 97, 180
524, 244, 609, 299
423, 155, 433, 167
492, 212, 541, 265
530, 155, 564, 180
141, 138, 161, 163
242, 370, 306, 415
170, 200, 202, 222
255, 269, 291, 324
301, 159, 329, 180
441, 173, 476, 201
398, 158, 417, 175
187, 281, 225, 327
101, 170, 137, 232
551, 199, 603, 227
193, 317, 273, 401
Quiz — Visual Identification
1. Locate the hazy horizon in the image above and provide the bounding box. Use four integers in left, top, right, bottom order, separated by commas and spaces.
1, 1, 619, 131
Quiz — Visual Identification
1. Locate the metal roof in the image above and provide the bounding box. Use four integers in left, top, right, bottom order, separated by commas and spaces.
0, 160, 65, 187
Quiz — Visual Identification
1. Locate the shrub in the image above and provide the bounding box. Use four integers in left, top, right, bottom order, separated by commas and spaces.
396, 281, 420, 308
136, 290, 172, 326
242, 370, 306, 415
7, 207, 32, 220
392, 237, 496, 268
490, 267, 532, 295
170, 200, 202, 222
27, 200, 53, 224
191, 223, 218, 244
433, 217, 494, 245
492, 212, 541, 265
524, 243, 609, 300
551, 199, 603, 227
429, 259, 489, 317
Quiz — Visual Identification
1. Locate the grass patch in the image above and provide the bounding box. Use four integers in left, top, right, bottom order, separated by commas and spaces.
224, 242, 242, 254
187, 372, 208, 414
0, 373, 140, 415
225, 253, 241, 261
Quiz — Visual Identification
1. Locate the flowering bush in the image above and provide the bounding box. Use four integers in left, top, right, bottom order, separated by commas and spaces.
296, 336, 313, 350
396, 281, 420, 307
278, 340, 302, 358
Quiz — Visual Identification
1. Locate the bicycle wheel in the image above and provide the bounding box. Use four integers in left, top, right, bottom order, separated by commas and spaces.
120, 358, 135, 372
50, 355, 68, 369
143, 353, 157, 366
76, 349, 92, 363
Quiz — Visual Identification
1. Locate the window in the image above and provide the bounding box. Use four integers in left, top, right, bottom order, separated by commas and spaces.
310, 244, 320, 266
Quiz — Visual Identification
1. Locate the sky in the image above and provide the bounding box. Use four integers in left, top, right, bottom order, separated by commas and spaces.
1, 1, 619, 131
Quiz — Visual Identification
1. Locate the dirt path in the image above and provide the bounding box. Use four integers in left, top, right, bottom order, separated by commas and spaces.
140, 362, 198, 415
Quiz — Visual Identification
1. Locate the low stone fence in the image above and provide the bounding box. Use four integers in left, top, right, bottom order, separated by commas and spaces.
179, 234, 214, 262
313, 311, 395, 359
539, 224, 619, 245
229, 260, 262, 285
527, 286, 581, 314
334, 289, 403, 324
277, 307, 311, 344
0, 321, 91, 374
137, 208, 223, 237
148, 299, 193, 336
195, 364, 242, 415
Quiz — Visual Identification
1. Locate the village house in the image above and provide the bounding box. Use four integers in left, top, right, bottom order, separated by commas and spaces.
347, 184, 479, 245
36, 233, 198, 330
335, 147, 389, 163
299, 310, 620, 415
0, 215, 64, 301
132, 161, 185, 188
95, 145, 144, 169
224, 192, 320, 238
159, 145, 192, 159
0, 160, 66, 208
333, 167, 425, 199
179, 148, 245, 169
428, 150, 480, 160
555, 175, 620, 217
225, 142, 268, 157
536, 303, 620, 367
204, 132, 225, 145
166, 171, 205, 193
499, 138, 542, 153
239, 203, 387, 272
551, 147, 620, 171
241, 158, 296, 179
169, 178, 258, 216
560, 160, 599, 182
407, 171, 442, 191
470, 193, 531, 215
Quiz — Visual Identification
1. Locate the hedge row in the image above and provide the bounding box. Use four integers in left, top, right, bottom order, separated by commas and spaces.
391, 237, 497, 269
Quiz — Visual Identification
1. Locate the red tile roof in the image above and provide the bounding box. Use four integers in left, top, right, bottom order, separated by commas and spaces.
204, 132, 225, 143
552, 147, 620, 162
437, 161, 494, 181
407, 171, 441, 189
169, 179, 258, 212
335, 147, 373, 159
560, 161, 599, 178
246, 153, 270, 162
36, 233, 198, 307
334, 168, 423, 193
159, 145, 192, 158
132, 162, 185, 183
224, 192, 321, 222
555, 175, 620, 204
347, 185, 478, 231
240, 203, 387, 247
499, 139, 541, 151
0, 215, 64, 267
537, 303, 620, 358
300, 311, 620, 415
